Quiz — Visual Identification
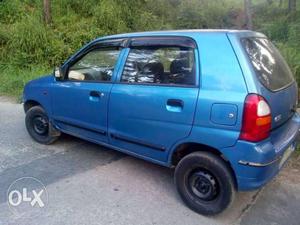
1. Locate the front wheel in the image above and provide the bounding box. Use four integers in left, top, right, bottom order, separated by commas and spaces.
25, 106, 59, 144
174, 151, 235, 215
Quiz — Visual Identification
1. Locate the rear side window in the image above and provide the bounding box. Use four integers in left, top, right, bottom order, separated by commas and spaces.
241, 37, 294, 91
121, 47, 195, 86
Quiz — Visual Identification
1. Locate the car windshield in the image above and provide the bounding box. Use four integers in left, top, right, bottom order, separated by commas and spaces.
241, 37, 294, 91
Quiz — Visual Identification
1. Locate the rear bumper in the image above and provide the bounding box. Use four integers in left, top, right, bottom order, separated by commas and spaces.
222, 112, 300, 191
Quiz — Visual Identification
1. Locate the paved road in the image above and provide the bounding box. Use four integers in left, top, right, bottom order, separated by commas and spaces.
0, 97, 299, 225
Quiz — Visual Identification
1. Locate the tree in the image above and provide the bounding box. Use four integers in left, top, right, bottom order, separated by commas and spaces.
43, 0, 51, 25
288, 0, 296, 13
244, 0, 253, 30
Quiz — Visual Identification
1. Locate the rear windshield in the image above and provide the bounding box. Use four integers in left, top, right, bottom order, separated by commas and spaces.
241, 37, 294, 91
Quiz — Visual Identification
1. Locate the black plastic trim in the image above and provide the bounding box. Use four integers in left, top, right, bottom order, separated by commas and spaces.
110, 133, 166, 151
129, 36, 197, 49
117, 81, 198, 88
54, 119, 106, 135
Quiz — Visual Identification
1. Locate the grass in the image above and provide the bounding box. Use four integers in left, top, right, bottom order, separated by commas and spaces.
0, 0, 299, 101
0, 65, 51, 100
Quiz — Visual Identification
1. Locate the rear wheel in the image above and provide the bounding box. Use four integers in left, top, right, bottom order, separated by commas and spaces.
25, 106, 59, 144
175, 151, 235, 215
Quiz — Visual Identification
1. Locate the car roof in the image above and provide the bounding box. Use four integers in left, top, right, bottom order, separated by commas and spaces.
94, 29, 263, 41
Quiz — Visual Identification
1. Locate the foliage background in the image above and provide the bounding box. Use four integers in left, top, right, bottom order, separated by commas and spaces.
0, 0, 299, 98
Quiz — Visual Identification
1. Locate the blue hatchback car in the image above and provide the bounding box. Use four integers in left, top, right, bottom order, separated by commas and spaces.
23, 30, 300, 215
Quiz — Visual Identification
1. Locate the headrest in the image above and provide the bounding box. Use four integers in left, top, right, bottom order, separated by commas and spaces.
170, 58, 189, 74
142, 62, 164, 76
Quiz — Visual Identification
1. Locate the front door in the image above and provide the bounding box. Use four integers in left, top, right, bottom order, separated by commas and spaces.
51, 45, 122, 143
108, 37, 199, 162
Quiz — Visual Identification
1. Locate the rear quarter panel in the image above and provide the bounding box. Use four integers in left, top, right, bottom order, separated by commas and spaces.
168, 32, 248, 163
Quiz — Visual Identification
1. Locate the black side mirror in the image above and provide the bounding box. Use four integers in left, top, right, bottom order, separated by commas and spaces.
54, 67, 64, 80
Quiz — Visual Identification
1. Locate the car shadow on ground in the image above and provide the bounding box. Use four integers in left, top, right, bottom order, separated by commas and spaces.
0, 133, 259, 223
0, 134, 124, 202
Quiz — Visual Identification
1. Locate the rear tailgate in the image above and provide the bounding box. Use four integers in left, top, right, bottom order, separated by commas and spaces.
263, 82, 297, 129
240, 37, 298, 129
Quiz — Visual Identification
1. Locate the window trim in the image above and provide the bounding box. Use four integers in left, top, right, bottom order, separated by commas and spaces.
128, 36, 197, 49
118, 43, 198, 88
118, 81, 199, 88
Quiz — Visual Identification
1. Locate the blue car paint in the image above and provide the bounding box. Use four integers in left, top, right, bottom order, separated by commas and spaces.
23, 75, 54, 114
51, 81, 112, 143
221, 113, 300, 190
23, 30, 300, 191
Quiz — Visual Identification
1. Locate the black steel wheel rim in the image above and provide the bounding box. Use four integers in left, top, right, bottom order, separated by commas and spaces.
32, 115, 49, 135
188, 169, 219, 201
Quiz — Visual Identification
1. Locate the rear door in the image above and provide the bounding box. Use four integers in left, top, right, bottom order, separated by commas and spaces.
108, 37, 199, 162
241, 37, 297, 129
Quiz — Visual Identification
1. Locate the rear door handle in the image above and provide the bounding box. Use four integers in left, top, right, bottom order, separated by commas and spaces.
167, 99, 184, 107
166, 99, 184, 112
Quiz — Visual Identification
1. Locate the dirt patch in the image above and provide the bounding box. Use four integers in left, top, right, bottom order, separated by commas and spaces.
0, 95, 18, 103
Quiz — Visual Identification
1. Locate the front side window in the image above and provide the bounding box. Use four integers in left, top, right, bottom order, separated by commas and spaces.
68, 47, 121, 82
242, 37, 294, 91
121, 47, 195, 86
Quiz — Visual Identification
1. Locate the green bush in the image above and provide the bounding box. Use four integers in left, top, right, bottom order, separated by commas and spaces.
0, 0, 299, 99
277, 43, 300, 84
254, 5, 300, 85
12, 18, 68, 67
0, 65, 50, 98
0, 0, 28, 24
176, 0, 238, 29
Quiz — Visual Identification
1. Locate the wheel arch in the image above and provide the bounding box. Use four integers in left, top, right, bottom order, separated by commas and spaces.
170, 142, 237, 188
24, 100, 43, 113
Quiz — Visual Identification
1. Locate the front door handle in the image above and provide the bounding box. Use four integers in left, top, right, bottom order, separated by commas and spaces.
89, 91, 104, 101
166, 99, 184, 112
90, 91, 104, 97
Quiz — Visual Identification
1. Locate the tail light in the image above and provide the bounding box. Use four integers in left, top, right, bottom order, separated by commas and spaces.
239, 94, 272, 142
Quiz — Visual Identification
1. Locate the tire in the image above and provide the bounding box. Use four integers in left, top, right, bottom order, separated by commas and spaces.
174, 151, 235, 216
25, 106, 59, 145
